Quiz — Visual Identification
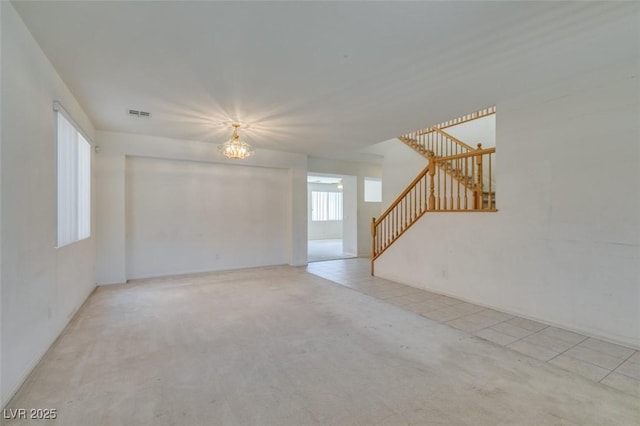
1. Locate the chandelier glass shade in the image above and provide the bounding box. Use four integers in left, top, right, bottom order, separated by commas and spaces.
218, 123, 254, 159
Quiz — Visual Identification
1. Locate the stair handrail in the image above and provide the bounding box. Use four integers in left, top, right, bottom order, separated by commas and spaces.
374, 163, 430, 228
399, 127, 477, 160
433, 146, 495, 162
431, 128, 476, 152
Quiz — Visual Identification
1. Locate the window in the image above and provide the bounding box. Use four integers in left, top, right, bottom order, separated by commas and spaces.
56, 104, 91, 247
364, 177, 382, 202
311, 191, 343, 221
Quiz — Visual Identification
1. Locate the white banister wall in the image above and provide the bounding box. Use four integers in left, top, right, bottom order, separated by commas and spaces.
375, 61, 640, 348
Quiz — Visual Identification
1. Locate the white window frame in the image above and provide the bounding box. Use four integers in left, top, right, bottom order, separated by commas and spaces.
54, 101, 91, 248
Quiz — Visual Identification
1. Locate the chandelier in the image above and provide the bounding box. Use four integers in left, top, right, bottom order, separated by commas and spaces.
218, 123, 254, 159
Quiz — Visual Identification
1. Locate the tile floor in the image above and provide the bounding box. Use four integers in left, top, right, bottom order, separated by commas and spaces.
306, 258, 640, 397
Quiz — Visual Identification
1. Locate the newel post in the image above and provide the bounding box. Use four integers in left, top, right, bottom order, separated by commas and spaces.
428, 152, 436, 210
371, 217, 376, 275
475, 143, 483, 210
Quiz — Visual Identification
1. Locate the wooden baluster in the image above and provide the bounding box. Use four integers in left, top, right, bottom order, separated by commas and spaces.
385, 216, 387, 247
406, 190, 410, 225
418, 178, 422, 214
391, 209, 395, 239
405, 196, 408, 228
395, 207, 398, 237
443, 160, 447, 210
437, 164, 441, 210
409, 186, 416, 223
475, 144, 483, 210
450, 161, 454, 210
456, 157, 461, 209
465, 157, 470, 210
416, 184, 419, 216
420, 176, 424, 212
489, 153, 493, 210
384, 216, 387, 249
382, 218, 386, 250
428, 155, 436, 210
386, 216, 389, 247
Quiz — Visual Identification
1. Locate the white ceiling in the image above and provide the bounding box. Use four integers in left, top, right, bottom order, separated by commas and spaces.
12, 1, 640, 161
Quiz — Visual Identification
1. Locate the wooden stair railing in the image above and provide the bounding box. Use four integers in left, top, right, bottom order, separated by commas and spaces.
406, 105, 496, 137
398, 127, 475, 160
371, 163, 431, 274
398, 127, 496, 209
371, 147, 496, 275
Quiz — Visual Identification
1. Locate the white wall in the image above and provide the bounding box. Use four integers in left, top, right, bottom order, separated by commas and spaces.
307, 182, 343, 240
126, 157, 290, 279
364, 177, 382, 202
1, 2, 97, 405
307, 158, 382, 257
444, 114, 496, 149
342, 175, 358, 257
96, 131, 308, 284
381, 140, 427, 209
376, 61, 640, 348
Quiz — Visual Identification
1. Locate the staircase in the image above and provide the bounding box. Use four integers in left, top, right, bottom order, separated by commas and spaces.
399, 127, 496, 209
371, 108, 496, 274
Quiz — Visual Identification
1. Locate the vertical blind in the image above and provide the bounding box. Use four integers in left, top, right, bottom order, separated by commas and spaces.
56, 110, 91, 247
311, 191, 343, 221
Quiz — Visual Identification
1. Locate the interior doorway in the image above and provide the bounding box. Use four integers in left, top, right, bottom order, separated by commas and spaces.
307, 174, 357, 262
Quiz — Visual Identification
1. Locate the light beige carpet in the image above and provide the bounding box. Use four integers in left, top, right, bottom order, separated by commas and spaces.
6, 266, 639, 425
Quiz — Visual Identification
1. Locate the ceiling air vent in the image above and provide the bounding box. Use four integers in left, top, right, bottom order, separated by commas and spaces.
128, 109, 151, 118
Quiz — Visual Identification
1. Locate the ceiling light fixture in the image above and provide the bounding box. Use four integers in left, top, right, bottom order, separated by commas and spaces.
218, 123, 254, 160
